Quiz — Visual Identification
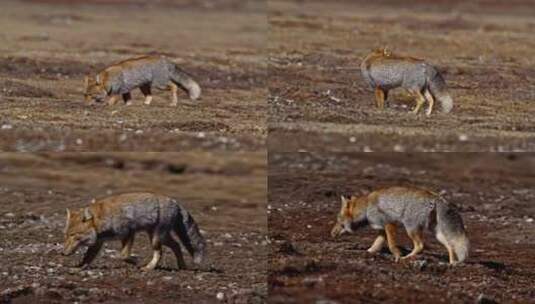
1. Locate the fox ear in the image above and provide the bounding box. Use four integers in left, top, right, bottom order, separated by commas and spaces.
341, 195, 348, 207
82, 208, 93, 221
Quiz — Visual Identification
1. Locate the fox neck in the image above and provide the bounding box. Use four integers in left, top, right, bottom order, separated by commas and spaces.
349, 210, 368, 231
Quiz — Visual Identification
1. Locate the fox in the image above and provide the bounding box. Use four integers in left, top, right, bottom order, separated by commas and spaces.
84, 55, 201, 106
63, 192, 206, 271
331, 186, 469, 265
360, 47, 453, 116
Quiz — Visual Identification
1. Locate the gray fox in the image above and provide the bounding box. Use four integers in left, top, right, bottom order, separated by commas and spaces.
63, 192, 206, 271
331, 186, 469, 264
84, 55, 201, 106
360, 48, 453, 115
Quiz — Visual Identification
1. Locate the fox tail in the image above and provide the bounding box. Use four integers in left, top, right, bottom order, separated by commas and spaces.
435, 200, 469, 263
174, 205, 206, 265
170, 64, 201, 100
426, 66, 453, 113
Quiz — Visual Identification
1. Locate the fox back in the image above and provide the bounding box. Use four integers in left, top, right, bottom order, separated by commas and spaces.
366, 187, 439, 230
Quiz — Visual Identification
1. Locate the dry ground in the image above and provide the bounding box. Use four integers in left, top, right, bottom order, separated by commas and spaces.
268, 153, 535, 303
0, 152, 267, 303
268, 0, 535, 152
0, 0, 266, 151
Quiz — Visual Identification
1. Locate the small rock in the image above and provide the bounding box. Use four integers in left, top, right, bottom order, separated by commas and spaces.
393, 144, 405, 152
216, 292, 224, 300
458, 134, 469, 141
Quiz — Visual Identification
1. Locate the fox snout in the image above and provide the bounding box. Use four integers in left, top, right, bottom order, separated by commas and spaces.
331, 223, 345, 238
62, 240, 78, 256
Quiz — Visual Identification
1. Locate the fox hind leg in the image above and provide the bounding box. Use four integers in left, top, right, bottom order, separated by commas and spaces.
143, 230, 162, 271
367, 231, 386, 253
402, 229, 424, 260
385, 224, 401, 262
140, 84, 153, 105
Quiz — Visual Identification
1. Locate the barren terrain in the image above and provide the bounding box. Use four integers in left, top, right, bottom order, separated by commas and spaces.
269, 153, 535, 303
0, 0, 266, 151
269, 0, 535, 152
0, 153, 267, 303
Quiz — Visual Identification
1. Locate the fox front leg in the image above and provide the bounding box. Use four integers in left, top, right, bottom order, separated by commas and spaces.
401, 229, 424, 260
410, 90, 426, 115
142, 230, 162, 271
78, 241, 103, 268
120, 234, 135, 262
169, 83, 179, 106
374, 87, 385, 109
139, 84, 152, 105
107, 95, 119, 106
424, 89, 435, 116
367, 231, 386, 253
163, 237, 187, 270
122, 92, 132, 106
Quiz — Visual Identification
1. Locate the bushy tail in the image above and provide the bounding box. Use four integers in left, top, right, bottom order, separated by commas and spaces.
436, 200, 469, 263
170, 65, 201, 100
427, 67, 453, 113
174, 206, 206, 265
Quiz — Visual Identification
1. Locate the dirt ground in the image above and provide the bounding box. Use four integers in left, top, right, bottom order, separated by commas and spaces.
0, 0, 266, 151
0, 153, 267, 303
268, 153, 535, 303
268, 0, 535, 152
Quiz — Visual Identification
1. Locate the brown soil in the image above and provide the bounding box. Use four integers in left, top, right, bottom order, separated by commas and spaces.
0, 153, 267, 303
268, 152, 535, 303
0, 0, 266, 151
268, 0, 535, 152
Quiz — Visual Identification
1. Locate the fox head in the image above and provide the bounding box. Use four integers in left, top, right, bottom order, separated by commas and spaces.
63, 208, 98, 256
330, 195, 369, 238
372, 47, 392, 57
84, 75, 107, 103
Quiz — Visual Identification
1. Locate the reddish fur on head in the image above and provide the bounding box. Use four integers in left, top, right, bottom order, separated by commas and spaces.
331, 195, 369, 238
63, 208, 98, 256
84, 74, 107, 103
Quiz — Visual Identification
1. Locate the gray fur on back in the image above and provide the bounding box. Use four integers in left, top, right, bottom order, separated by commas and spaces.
363, 59, 432, 91
105, 57, 176, 95
366, 188, 438, 232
